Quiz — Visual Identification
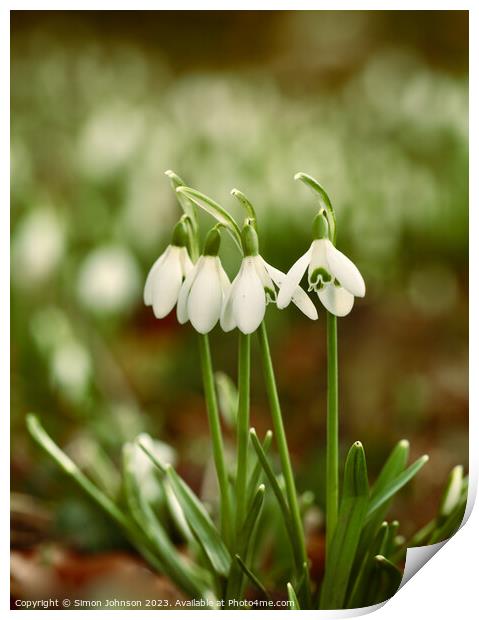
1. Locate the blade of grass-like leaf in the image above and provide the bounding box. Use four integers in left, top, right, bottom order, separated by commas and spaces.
27, 415, 129, 528
235, 555, 272, 602
347, 521, 389, 608
409, 519, 437, 548
394, 468, 467, 562
296, 561, 312, 609
287, 582, 301, 610
26, 416, 175, 581
370, 555, 403, 604
351, 440, 410, 580
239, 485, 265, 558
429, 497, 467, 544
366, 455, 429, 520
247, 430, 273, 509
438, 465, 464, 519
227, 485, 265, 600
249, 428, 299, 567
370, 440, 410, 499
166, 472, 231, 577
320, 442, 369, 610
140, 439, 232, 577
122, 443, 209, 598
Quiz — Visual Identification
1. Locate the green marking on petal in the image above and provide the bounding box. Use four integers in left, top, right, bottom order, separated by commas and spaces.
265, 287, 277, 303
309, 267, 332, 290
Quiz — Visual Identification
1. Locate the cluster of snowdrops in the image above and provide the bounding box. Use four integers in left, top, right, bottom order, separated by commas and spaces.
28, 170, 467, 610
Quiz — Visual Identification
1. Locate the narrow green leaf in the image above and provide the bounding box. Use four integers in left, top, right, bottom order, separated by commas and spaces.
429, 497, 467, 544
321, 441, 369, 610
409, 519, 437, 547
351, 440, 410, 580
296, 561, 312, 610
227, 485, 265, 600
348, 521, 389, 608
287, 582, 301, 610
249, 429, 298, 565
215, 371, 238, 428
27, 414, 129, 528
238, 485, 265, 560
371, 440, 410, 499
370, 555, 403, 604
439, 465, 464, 519
163, 479, 195, 543
177, 186, 242, 250
122, 443, 208, 598
167, 466, 231, 576
141, 438, 231, 577
247, 430, 273, 508
397, 468, 468, 558
234, 555, 272, 601
26, 416, 175, 581
366, 455, 429, 520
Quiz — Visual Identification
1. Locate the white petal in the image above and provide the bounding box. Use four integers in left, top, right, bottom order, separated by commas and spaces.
220, 270, 240, 332
144, 246, 170, 306
318, 284, 355, 317
232, 258, 266, 334
187, 257, 223, 334
263, 260, 318, 320
308, 239, 330, 285
253, 255, 275, 300
277, 245, 312, 309
151, 246, 184, 318
219, 264, 231, 295
291, 287, 318, 320
176, 259, 201, 324
324, 240, 365, 297
179, 246, 194, 277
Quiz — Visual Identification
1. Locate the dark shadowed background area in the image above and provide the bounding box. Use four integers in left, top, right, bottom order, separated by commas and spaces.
11, 10, 468, 604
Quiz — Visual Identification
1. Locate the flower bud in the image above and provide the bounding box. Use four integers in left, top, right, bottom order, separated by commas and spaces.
203, 227, 221, 256
312, 212, 329, 240
171, 219, 190, 248
241, 223, 259, 256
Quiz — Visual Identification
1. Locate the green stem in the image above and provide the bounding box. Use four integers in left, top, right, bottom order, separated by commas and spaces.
198, 334, 233, 549
235, 333, 251, 537
258, 322, 307, 572
326, 311, 339, 554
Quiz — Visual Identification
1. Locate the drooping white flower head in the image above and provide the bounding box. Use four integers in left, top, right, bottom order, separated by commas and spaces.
220, 224, 318, 334
144, 219, 193, 319
177, 227, 231, 334
278, 213, 365, 317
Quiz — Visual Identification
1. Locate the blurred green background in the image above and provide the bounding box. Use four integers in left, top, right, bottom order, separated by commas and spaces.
11, 9, 468, 561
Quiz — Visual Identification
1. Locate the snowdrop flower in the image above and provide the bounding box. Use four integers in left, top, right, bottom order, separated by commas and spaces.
278, 213, 365, 317
144, 219, 193, 318
221, 224, 318, 334
177, 227, 230, 334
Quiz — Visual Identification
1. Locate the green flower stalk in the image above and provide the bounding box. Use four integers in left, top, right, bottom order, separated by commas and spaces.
235, 332, 251, 536
278, 175, 366, 556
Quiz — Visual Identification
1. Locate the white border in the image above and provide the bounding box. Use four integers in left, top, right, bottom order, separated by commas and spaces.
5, 2, 476, 617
